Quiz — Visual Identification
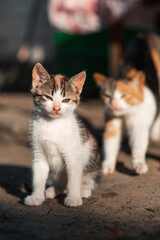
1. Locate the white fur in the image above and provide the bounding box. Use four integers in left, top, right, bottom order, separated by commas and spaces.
25, 88, 94, 207
103, 86, 157, 175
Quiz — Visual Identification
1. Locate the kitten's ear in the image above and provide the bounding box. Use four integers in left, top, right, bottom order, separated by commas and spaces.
131, 71, 145, 89
69, 71, 86, 95
93, 73, 108, 86
32, 63, 50, 88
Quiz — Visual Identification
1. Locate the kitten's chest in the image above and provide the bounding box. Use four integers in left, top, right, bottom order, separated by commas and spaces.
33, 116, 78, 170
33, 115, 78, 144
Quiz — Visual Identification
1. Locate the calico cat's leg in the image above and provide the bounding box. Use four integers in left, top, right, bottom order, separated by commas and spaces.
64, 154, 83, 207
24, 153, 49, 206
102, 118, 122, 175
128, 126, 149, 174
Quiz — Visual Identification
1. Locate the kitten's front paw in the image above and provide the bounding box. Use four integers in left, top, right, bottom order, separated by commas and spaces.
45, 187, 56, 199
64, 197, 83, 207
81, 187, 91, 198
132, 162, 148, 174
102, 163, 115, 175
24, 194, 45, 206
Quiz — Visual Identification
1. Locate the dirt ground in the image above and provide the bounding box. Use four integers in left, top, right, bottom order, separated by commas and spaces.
0, 93, 160, 240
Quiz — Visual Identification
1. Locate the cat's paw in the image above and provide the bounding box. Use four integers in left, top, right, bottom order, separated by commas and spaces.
102, 163, 115, 175
45, 187, 56, 199
133, 162, 148, 174
24, 194, 45, 206
64, 197, 83, 207
81, 187, 91, 198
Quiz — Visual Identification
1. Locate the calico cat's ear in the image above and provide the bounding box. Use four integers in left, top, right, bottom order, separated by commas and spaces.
93, 73, 108, 86
32, 63, 50, 88
69, 71, 86, 94
126, 68, 138, 79
130, 71, 145, 89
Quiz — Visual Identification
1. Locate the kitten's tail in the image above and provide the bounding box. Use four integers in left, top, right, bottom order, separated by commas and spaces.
150, 114, 160, 142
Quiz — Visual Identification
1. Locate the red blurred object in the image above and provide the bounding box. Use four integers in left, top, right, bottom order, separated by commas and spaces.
48, 0, 138, 34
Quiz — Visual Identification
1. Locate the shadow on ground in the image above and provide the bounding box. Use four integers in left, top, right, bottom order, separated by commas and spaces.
0, 163, 160, 240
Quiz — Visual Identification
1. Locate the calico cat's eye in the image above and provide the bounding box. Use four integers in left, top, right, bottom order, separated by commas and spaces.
62, 98, 70, 103
104, 93, 111, 99
44, 95, 53, 101
121, 93, 128, 98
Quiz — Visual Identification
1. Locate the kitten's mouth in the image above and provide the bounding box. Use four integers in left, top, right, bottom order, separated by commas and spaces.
52, 111, 60, 116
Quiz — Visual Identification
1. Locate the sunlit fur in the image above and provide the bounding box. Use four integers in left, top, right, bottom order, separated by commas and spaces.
25, 63, 101, 207
94, 71, 157, 175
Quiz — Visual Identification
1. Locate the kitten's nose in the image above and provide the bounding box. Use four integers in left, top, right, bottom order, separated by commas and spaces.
53, 105, 61, 112
111, 100, 118, 111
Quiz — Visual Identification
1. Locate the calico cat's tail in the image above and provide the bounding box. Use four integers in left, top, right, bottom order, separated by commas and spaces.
150, 115, 160, 142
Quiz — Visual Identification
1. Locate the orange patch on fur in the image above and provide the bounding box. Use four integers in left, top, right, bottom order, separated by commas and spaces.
117, 81, 144, 105
126, 68, 138, 79
104, 121, 117, 138
54, 74, 63, 87
150, 49, 160, 78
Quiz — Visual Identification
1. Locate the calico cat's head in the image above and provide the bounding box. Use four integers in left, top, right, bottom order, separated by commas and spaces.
32, 63, 86, 118
93, 70, 145, 116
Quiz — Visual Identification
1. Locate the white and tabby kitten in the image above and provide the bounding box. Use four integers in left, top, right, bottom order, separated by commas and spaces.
94, 71, 157, 175
25, 63, 101, 207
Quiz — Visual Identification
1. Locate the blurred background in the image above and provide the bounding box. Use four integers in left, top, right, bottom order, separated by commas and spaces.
0, 1, 160, 239
0, 0, 160, 95
0, 0, 160, 162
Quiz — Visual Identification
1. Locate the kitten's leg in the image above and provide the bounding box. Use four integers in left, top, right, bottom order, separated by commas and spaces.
64, 154, 83, 207
81, 175, 92, 199
81, 185, 91, 198
102, 118, 122, 175
81, 172, 98, 198
45, 186, 63, 199
128, 126, 149, 174
45, 170, 67, 199
25, 153, 49, 206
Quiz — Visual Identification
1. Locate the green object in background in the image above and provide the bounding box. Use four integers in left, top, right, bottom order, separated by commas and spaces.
53, 27, 151, 97
53, 30, 109, 97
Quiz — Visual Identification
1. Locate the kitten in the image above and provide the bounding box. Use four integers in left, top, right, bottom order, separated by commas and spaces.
24, 63, 101, 207
94, 34, 160, 175
94, 71, 157, 175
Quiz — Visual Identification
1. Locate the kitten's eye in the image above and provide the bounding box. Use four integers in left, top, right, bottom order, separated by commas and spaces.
62, 98, 70, 103
121, 93, 128, 98
44, 95, 53, 101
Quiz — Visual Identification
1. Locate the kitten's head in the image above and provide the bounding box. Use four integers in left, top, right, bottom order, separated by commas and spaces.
93, 70, 145, 116
32, 63, 86, 118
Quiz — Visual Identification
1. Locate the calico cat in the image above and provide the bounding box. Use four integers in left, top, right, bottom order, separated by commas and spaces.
25, 63, 101, 207
119, 33, 160, 143
93, 33, 160, 175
